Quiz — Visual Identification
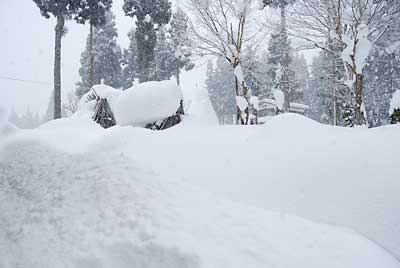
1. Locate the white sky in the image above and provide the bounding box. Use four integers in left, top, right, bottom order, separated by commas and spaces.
0, 0, 161, 116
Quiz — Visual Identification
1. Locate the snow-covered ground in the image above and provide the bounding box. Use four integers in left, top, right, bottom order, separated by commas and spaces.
1, 107, 400, 267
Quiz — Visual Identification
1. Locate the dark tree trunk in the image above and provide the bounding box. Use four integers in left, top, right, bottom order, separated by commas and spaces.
89, 22, 95, 88
234, 76, 241, 125
280, 7, 290, 112
355, 73, 366, 125
54, 15, 65, 119
175, 68, 180, 86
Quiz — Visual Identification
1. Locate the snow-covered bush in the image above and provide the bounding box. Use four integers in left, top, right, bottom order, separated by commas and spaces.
114, 80, 183, 127
78, 84, 122, 115
389, 90, 400, 124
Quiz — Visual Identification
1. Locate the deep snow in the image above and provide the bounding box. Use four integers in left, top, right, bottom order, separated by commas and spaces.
1, 112, 400, 267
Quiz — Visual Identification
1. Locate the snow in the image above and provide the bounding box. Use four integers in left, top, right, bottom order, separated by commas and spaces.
114, 80, 182, 127
144, 14, 152, 23
0, 106, 18, 139
341, 24, 372, 74
233, 65, 245, 83
78, 84, 122, 115
389, 90, 400, 115
249, 96, 259, 110
273, 90, 285, 110
235, 96, 248, 112
1, 113, 400, 267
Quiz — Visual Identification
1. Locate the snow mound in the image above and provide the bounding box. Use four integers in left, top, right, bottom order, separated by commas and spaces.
0, 135, 399, 268
114, 80, 182, 127
389, 90, 400, 115
78, 84, 122, 115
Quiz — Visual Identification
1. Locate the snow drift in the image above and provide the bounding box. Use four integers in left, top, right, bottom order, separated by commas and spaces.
0, 114, 400, 267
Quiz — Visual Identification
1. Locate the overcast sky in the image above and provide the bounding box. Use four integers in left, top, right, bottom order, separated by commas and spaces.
0, 0, 178, 116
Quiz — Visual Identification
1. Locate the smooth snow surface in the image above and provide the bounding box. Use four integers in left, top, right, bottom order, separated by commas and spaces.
114, 80, 182, 127
1, 114, 400, 267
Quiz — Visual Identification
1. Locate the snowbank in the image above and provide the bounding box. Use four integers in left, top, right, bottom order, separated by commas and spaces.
0, 125, 399, 268
1, 113, 400, 267
114, 80, 182, 127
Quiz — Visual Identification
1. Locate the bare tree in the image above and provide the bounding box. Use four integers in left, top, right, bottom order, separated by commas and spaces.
291, 0, 399, 125
186, 0, 257, 124
63, 92, 80, 116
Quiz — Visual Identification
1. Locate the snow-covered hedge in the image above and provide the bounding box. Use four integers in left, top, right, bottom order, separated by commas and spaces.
114, 80, 182, 127
77, 81, 183, 128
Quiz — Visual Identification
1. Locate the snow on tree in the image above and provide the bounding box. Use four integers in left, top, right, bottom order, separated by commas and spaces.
291, 0, 400, 126
123, 0, 172, 83
187, 0, 255, 124
364, 14, 400, 127
32, 0, 82, 119
76, 11, 123, 98
260, 0, 296, 111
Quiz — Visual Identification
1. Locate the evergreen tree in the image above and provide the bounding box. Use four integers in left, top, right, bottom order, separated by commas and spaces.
364, 21, 400, 127
75, 0, 113, 88
242, 47, 263, 99
76, 11, 123, 98
267, 26, 302, 109
262, 0, 295, 111
154, 26, 175, 81
32, 0, 82, 119
170, 7, 194, 85
123, 0, 172, 83
122, 28, 138, 89
205, 58, 236, 124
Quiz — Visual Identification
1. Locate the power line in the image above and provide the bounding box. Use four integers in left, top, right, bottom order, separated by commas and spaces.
0, 75, 51, 85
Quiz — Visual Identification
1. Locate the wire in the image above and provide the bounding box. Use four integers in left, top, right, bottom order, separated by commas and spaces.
0, 75, 51, 85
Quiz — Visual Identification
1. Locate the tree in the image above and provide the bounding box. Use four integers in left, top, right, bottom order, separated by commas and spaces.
32, 0, 82, 119
76, 11, 123, 97
364, 16, 400, 127
122, 28, 138, 89
75, 0, 113, 88
123, 0, 172, 82
170, 7, 195, 85
260, 0, 296, 111
291, 0, 400, 125
154, 26, 176, 81
206, 58, 236, 124
188, 0, 255, 124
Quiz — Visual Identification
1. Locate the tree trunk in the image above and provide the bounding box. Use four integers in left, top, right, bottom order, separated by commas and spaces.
175, 68, 180, 86
54, 15, 65, 119
280, 7, 290, 112
234, 77, 242, 125
354, 73, 366, 125
89, 22, 95, 88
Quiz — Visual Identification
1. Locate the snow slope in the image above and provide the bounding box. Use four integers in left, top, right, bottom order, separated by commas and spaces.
116, 114, 400, 259
0, 114, 399, 267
